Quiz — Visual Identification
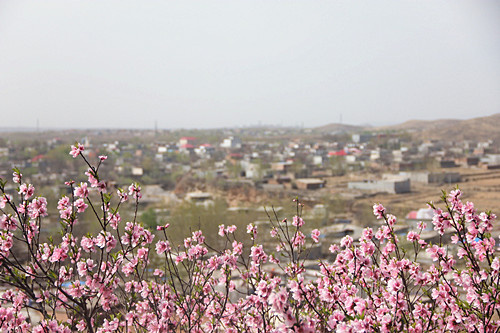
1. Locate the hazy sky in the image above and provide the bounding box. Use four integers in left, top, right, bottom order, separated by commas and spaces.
1, 1, 499, 129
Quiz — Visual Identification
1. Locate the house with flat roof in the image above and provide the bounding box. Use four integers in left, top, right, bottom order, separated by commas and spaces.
348, 178, 410, 194
296, 178, 326, 190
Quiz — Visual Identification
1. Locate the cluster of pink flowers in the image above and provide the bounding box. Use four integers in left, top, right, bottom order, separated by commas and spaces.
0, 146, 499, 332
69, 143, 84, 158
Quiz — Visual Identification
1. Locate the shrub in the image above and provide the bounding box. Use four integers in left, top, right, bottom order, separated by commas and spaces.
0, 143, 499, 332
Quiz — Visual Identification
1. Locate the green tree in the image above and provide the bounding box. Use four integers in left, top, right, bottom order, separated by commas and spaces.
141, 207, 158, 229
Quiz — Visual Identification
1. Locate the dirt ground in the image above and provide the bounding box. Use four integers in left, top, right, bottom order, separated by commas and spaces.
322, 168, 500, 227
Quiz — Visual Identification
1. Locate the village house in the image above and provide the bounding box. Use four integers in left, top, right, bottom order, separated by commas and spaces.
296, 178, 326, 190
348, 177, 411, 194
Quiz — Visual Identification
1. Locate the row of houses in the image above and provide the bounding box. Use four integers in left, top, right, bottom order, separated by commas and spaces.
1, 129, 498, 197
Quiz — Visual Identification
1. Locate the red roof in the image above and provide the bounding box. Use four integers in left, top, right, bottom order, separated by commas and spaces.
328, 150, 347, 156
406, 211, 418, 219
31, 154, 44, 162
180, 144, 194, 149
348, 148, 361, 154
229, 153, 243, 159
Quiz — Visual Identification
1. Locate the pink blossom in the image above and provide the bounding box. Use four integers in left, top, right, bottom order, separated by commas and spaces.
407, 231, 420, 242
373, 203, 386, 219
156, 241, 170, 255
418, 239, 427, 248
362, 227, 373, 241
57, 196, 70, 210
94, 232, 116, 252
117, 189, 128, 202
18, 184, 35, 199
491, 258, 500, 271
156, 223, 170, 231
218, 224, 226, 236
153, 269, 164, 277
12, 171, 22, 184
360, 241, 375, 256
122, 260, 137, 276
137, 247, 149, 260
292, 231, 306, 248
108, 212, 121, 229
74, 182, 89, 198
382, 241, 396, 255
85, 169, 98, 187
49, 247, 67, 263
448, 189, 462, 204
128, 183, 142, 199
329, 244, 339, 253
74, 198, 88, 213
59, 207, 72, 220
0, 194, 11, 209
175, 252, 187, 265
77, 260, 94, 277
387, 278, 403, 294
4, 151, 500, 333
292, 215, 304, 227
256, 280, 272, 299
386, 214, 396, 227
27, 197, 48, 218
69, 143, 84, 158
187, 244, 207, 260
340, 235, 353, 248
250, 245, 268, 265
0, 232, 13, 253
311, 229, 320, 243
246, 223, 257, 239
0, 214, 17, 231
375, 225, 391, 241
81, 236, 95, 253
232, 241, 243, 255
426, 245, 446, 261
417, 221, 427, 230
75, 321, 86, 331
96, 181, 107, 193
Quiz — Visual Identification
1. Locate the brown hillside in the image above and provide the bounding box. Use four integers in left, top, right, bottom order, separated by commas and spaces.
313, 123, 364, 133
418, 113, 500, 142
378, 118, 461, 132
374, 113, 500, 143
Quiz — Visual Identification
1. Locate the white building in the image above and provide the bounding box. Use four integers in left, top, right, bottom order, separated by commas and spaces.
220, 136, 242, 149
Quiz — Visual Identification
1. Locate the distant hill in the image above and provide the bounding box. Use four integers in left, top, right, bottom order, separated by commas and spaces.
313, 123, 365, 134
313, 113, 500, 142
423, 113, 500, 142
376, 118, 462, 132
378, 113, 500, 142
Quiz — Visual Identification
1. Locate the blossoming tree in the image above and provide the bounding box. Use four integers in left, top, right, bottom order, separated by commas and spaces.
0, 143, 499, 332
